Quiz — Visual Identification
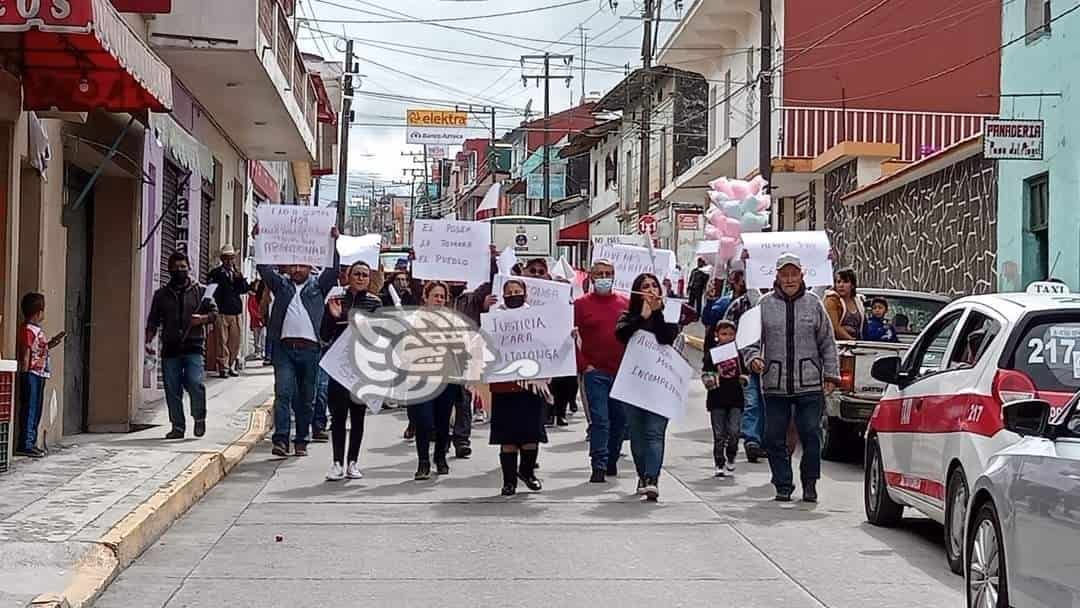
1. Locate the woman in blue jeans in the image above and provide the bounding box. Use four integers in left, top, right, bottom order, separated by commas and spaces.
614, 272, 680, 501
407, 281, 459, 480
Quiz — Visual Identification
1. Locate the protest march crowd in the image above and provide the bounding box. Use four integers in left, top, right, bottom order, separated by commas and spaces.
125, 202, 896, 505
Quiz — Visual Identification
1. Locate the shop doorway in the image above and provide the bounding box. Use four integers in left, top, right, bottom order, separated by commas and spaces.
62, 166, 94, 435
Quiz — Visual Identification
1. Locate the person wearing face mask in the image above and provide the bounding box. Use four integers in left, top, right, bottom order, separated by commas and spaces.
321, 261, 382, 481
146, 252, 218, 440
255, 224, 340, 458
488, 279, 549, 496
573, 259, 630, 483
616, 272, 681, 501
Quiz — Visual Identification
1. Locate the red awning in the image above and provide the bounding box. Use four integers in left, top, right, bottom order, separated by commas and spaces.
1, 0, 172, 113
310, 74, 337, 125
557, 219, 589, 245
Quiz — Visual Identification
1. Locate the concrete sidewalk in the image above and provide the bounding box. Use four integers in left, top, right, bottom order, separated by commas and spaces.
0, 367, 274, 608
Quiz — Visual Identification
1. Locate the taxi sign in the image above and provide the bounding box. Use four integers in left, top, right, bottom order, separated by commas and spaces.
1026, 281, 1071, 295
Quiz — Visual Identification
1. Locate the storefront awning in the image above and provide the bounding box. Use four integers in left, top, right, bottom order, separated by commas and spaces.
1, 0, 172, 112
557, 219, 589, 245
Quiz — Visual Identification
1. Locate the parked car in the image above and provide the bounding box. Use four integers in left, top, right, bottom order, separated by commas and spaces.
863, 287, 1080, 574
965, 392, 1080, 608
824, 288, 950, 460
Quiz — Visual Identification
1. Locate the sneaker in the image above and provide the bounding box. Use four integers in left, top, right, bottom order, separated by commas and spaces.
589, 469, 606, 483
272, 442, 289, 457
346, 462, 364, 479
414, 462, 432, 481
802, 481, 818, 503
774, 492, 793, 502
164, 429, 184, 440
643, 477, 659, 501
746, 442, 761, 463
293, 443, 308, 457
636, 477, 647, 495
726, 462, 736, 474
455, 445, 472, 459
31, 447, 47, 457
326, 462, 345, 481
556, 417, 569, 427
194, 419, 206, 438
714, 467, 726, 478
311, 430, 329, 443
473, 410, 487, 424
435, 461, 450, 476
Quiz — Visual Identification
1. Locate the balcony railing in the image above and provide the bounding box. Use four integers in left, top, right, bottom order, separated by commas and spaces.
257, 0, 317, 141
779, 106, 993, 163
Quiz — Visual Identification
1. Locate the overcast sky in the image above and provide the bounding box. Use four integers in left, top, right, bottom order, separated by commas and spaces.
298, 0, 678, 204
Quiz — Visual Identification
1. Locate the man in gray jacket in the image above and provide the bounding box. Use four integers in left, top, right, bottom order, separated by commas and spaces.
742, 253, 839, 503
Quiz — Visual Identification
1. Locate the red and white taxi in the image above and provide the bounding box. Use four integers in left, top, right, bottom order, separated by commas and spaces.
863, 283, 1080, 574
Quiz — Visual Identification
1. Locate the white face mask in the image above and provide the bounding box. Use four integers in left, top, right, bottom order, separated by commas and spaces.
593, 278, 614, 294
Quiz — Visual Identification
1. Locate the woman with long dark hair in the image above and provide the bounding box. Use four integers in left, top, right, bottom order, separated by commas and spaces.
824, 267, 863, 340
615, 272, 680, 501
407, 281, 461, 480
488, 279, 550, 496
321, 261, 381, 482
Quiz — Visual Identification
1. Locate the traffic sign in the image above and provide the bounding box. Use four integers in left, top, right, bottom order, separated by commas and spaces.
638, 214, 657, 235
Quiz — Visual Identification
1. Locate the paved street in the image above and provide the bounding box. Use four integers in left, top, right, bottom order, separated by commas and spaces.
97, 381, 962, 608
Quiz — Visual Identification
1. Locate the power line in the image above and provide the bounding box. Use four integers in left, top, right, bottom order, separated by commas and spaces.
304, 0, 592, 24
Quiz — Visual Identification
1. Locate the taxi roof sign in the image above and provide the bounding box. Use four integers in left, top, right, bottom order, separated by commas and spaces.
1026, 281, 1071, 295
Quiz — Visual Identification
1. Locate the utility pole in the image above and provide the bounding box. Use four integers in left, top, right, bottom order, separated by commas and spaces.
759, 0, 773, 188
579, 25, 589, 104
637, 0, 655, 217
335, 39, 355, 262
520, 52, 573, 217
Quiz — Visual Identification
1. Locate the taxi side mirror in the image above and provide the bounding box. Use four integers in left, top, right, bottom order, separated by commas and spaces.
871, 356, 906, 386
1002, 399, 1051, 437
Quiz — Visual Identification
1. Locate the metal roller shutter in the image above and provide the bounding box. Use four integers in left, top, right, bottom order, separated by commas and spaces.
200, 190, 212, 283
159, 161, 181, 286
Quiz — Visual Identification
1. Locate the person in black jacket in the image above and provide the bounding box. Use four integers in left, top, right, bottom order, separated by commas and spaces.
321, 261, 382, 482
146, 252, 218, 440
615, 272, 680, 501
702, 320, 745, 478
207, 244, 248, 378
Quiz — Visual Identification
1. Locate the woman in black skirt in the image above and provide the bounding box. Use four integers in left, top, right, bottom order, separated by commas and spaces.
488, 279, 550, 496
407, 281, 461, 480
321, 261, 382, 482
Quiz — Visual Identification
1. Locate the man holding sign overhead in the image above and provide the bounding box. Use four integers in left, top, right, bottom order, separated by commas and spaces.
741, 253, 838, 504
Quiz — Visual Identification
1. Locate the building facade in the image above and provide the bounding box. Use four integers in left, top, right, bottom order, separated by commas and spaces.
996, 0, 1077, 292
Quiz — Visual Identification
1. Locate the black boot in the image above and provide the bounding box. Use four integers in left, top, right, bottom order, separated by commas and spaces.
518, 448, 542, 491
499, 452, 518, 496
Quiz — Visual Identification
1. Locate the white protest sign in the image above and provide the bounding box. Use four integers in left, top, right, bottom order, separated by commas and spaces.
319, 329, 384, 414
709, 342, 738, 365
412, 219, 491, 287
492, 274, 572, 309
663, 298, 684, 324
481, 304, 576, 382
336, 233, 382, 268
496, 246, 518, 276
735, 305, 762, 349
610, 330, 694, 421
255, 204, 336, 267
590, 243, 676, 294
591, 234, 645, 249
741, 230, 833, 289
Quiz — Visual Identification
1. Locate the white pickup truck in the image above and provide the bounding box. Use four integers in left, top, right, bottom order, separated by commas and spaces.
822, 288, 951, 461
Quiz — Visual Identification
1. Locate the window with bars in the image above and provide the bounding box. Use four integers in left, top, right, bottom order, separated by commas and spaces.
1026, 0, 1052, 43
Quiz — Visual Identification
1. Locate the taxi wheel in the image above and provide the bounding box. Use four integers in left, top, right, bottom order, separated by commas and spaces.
865, 437, 903, 526
946, 466, 970, 575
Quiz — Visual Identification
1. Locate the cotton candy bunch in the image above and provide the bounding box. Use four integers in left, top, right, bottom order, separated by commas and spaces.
702, 175, 770, 261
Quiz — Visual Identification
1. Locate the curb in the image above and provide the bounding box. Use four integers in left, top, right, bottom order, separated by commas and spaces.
30, 403, 273, 608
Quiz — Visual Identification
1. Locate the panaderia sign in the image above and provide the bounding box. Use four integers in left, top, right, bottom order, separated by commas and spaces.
983, 118, 1044, 160
406, 108, 469, 145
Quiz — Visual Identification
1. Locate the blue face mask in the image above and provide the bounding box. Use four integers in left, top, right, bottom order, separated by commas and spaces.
593, 278, 614, 294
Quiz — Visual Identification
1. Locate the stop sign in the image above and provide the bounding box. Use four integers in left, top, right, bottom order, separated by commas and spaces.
638, 214, 657, 235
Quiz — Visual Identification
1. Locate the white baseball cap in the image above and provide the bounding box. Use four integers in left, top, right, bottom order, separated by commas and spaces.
775, 252, 802, 270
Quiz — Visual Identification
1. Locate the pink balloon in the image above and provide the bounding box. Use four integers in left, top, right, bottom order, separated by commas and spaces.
708, 177, 734, 198
719, 236, 739, 260
747, 175, 768, 196
755, 195, 771, 212
720, 216, 742, 238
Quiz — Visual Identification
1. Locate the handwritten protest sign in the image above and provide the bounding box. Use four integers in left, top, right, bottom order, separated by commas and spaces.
493, 274, 572, 309
255, 204, 335, 267
741, 231, 833, 289
412, 219, 490, 287
663, 298, 685, 324
319, 329, 384, 414
611, 330, 693, 420
481, 304, 575, 382
709, 342, 738, 365
336, 233, 382, 268
590, 243, 676, 294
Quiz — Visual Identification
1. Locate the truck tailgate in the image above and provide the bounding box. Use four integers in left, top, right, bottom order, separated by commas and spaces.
838, 340, 911, 401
